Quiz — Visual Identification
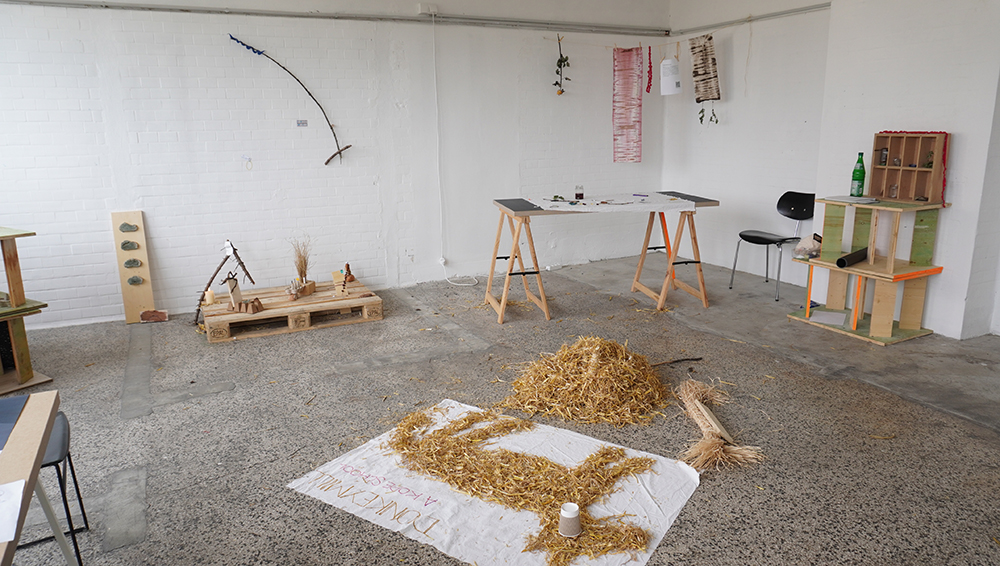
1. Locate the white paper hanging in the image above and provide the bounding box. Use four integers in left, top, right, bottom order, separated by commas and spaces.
660, 58, 681, 95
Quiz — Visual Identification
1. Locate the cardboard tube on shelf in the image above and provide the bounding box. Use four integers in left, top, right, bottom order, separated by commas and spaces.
836, 247, 868, 268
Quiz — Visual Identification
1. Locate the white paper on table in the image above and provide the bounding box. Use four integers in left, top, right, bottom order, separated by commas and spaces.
0, 479, 26, 543
289, 400, 699, 566
524, 192, 695, 215
660, 58, 681, 95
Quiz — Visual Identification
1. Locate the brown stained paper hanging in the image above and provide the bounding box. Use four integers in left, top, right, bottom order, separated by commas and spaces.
613, 47, 643, 163
689, 34, 721, 103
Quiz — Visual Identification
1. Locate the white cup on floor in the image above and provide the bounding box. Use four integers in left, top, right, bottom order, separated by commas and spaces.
558, 502, 581, 537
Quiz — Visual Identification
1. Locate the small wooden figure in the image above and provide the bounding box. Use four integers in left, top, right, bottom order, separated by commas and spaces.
344, 263, 356, 282
331, 270, 349, 297
223, 272, 242, 310
235, 297, 263, 314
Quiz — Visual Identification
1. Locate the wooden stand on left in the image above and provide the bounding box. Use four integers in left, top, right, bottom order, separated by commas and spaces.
0, 227, 52, 394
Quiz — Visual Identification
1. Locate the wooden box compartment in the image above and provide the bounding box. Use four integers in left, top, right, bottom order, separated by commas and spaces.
869, 131, 948, 204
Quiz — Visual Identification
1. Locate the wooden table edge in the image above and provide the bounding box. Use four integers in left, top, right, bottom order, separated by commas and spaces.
0, 390, 59, 566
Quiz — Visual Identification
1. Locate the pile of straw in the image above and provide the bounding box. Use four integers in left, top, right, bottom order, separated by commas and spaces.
676, 379, 763, 471
500, 336, 668, 427
389, 406, 654, 566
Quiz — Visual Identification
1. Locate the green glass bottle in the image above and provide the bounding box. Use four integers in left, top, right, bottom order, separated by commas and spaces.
850, 152, 865, 197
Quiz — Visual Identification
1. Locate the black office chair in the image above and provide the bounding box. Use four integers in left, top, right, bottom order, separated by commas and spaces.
17, 411, 89, 566
729, 191, 815, 301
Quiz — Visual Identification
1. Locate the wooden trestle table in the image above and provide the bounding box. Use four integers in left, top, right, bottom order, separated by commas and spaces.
485, 192, 720, 324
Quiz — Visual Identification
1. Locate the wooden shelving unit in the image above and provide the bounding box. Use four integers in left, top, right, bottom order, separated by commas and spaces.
0, 227, 51, 393
789, 131, 949, 345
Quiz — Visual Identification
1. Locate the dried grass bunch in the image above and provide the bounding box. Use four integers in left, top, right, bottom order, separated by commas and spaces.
389, 406, 655, 566
500, 336, 669, 427
290, 237, 311, 281
676, 379, 763, 471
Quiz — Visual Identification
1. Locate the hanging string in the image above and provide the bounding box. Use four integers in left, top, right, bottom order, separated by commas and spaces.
646, 45, 653, 93
744, 21, 753, 97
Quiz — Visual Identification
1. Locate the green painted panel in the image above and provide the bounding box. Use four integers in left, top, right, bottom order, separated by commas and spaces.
852, 208, 872, 252
910, 209, 939, 265
821, 206, 845, 255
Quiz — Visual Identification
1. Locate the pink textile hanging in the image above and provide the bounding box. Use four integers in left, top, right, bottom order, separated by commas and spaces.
613, 47, 643, 163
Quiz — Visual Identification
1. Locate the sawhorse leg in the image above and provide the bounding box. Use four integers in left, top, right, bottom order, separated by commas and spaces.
632, 212, 672, 296
633, 210, 710, 310
485, 211, 551, 324
35, 481, 77, 566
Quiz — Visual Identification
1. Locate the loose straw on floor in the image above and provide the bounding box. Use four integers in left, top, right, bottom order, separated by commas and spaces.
389, 406, 655, 566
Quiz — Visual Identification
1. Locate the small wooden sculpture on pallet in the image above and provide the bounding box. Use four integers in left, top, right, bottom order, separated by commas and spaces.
222, 271, 243, 310
287, 237, 317, 300
231, 297, 264, 314
193, 240, 255, 324
332, 269, 349, 297
285, 279, 316, 301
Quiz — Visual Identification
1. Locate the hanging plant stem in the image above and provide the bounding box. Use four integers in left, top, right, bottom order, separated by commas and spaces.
230, 34, 351, 165
553, 34, 570, 95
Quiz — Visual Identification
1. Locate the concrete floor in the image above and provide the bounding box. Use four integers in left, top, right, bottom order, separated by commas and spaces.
9, 255, 1000, 565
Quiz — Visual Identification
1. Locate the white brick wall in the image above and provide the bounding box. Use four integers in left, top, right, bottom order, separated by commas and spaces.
981, 74, 1000, 336
659, 12, 829, 284
812, 0, 1000, 339
3, 4, 674, 327
4, 1, 999, 339
1, 6, 398, 326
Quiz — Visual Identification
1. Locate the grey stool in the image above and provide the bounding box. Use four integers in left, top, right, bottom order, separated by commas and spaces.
17, 410, 89, 566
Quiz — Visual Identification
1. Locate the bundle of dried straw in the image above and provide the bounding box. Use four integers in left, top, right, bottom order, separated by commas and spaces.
290, 237, 310, 282
500, 336, 668, 427
676, 379, 763, 471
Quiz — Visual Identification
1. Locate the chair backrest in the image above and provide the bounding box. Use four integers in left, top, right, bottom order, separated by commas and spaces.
42, 411, 71, 467
776, 191, 815, 221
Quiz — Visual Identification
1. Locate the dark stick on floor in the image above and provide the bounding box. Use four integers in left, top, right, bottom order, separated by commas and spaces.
651, 357, 703, 367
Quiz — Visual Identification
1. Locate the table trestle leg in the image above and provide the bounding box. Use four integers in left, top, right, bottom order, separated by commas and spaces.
484, 211, 505, 300
485, 211, 550, 324
653, 211, 710, 310
520, 218, 550, 320
632, 212, 679, 304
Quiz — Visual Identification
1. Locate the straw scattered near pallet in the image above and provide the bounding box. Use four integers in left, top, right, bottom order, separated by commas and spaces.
676, 379, 763, 471
500, 336, 669, 427
389, 406, 655, 566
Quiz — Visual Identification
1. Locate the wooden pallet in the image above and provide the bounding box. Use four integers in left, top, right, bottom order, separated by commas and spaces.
202, 280, 383, 343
